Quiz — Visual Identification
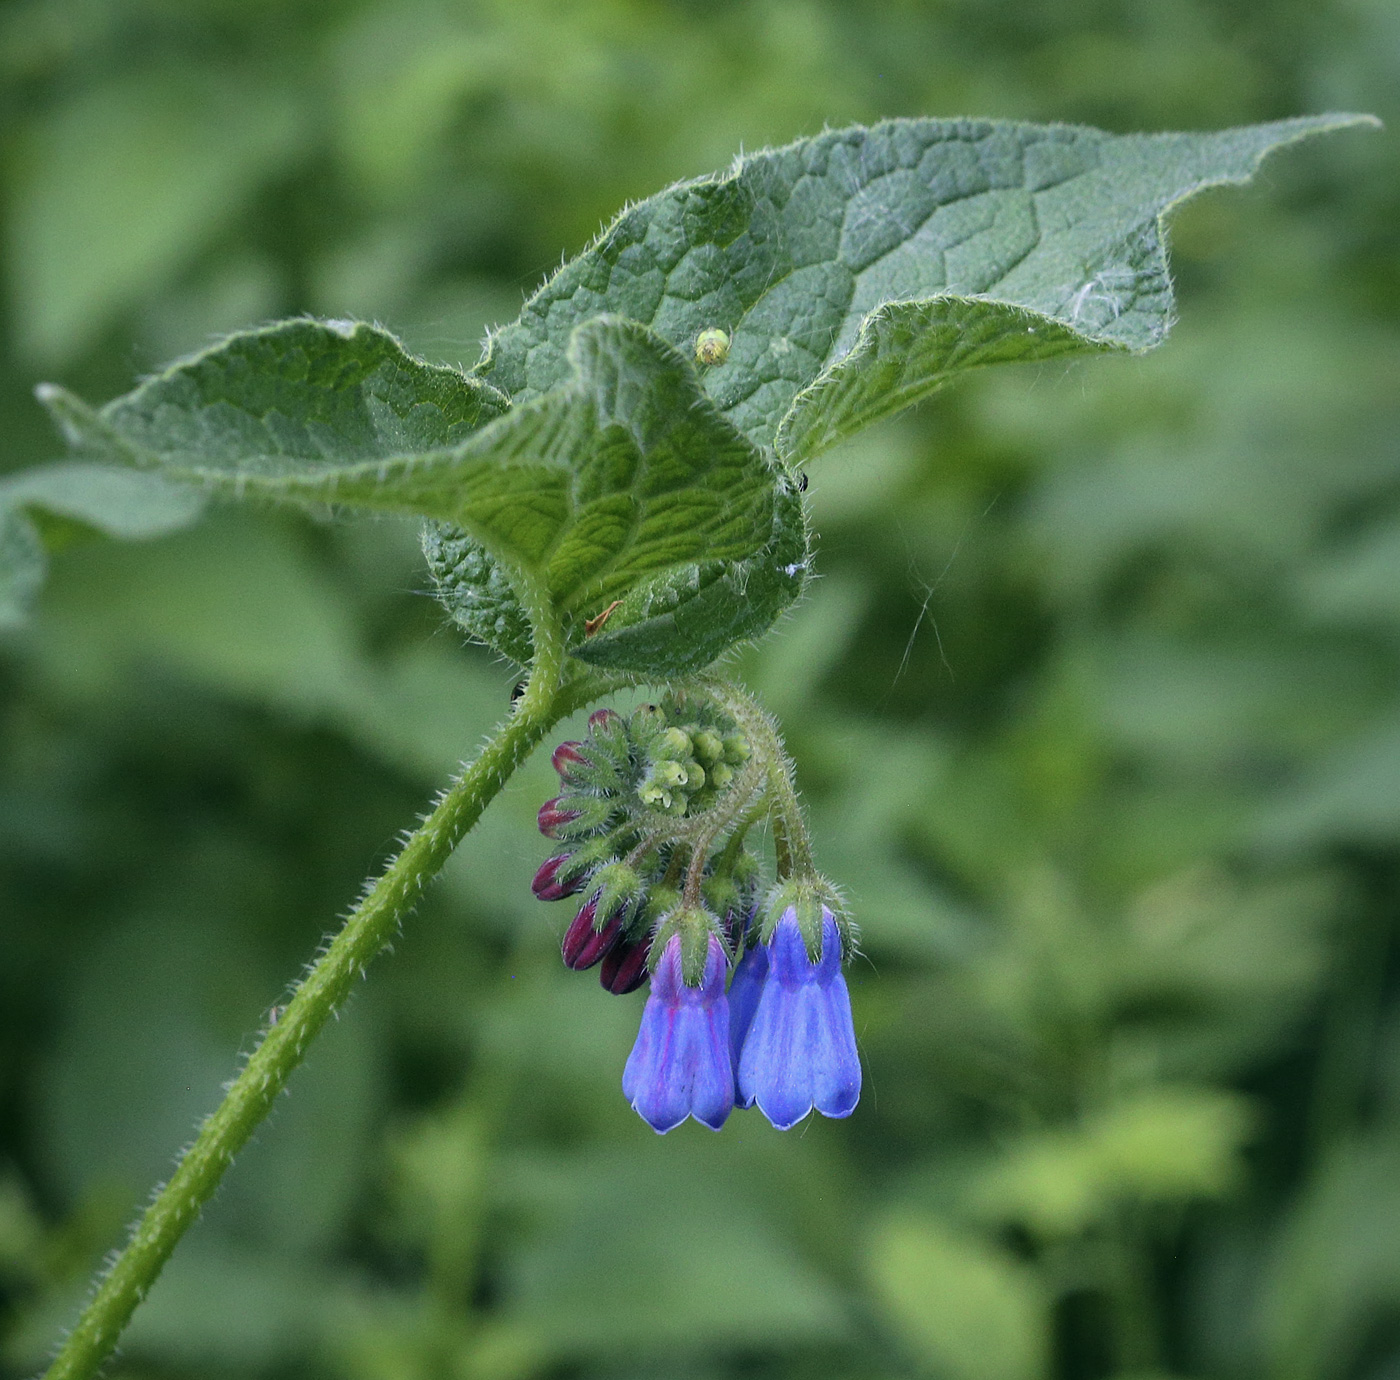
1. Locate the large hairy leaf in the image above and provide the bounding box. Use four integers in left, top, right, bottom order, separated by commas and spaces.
479, 115, 1373, 462
31, 116, 1373, 672
37, 316, 780, 660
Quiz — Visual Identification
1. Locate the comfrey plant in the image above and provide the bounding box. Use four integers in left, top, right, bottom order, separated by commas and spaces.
2, 113, 1373, 1378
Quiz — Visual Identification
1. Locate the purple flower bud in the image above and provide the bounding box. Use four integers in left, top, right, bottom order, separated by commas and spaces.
588, 708, 622, 733
599, 939, 650, 994
561, 898, 626, 970
734, 907, 860, 1130
622, 934, 733, 1133
531, 854, 583, 902
551, 741, 588, 780
537, 796, 582, 838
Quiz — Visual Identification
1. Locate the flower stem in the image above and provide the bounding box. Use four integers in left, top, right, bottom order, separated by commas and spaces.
705, 682, 813, 876
42, 630, 580, 1380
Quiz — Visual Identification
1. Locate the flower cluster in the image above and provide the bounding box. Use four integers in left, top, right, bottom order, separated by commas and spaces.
623, 897, 861, 1133
531, 694, 862, 1133
530, 698, 755, 993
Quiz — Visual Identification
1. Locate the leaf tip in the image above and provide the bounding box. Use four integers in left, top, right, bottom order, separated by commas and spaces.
33, 381, 100, 448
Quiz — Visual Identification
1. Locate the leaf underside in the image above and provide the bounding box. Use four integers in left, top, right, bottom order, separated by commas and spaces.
0, 463, 205, 628
29, 113, 1374, 673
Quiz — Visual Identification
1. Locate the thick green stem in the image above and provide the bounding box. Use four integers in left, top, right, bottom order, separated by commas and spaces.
42, 634, 578, 1380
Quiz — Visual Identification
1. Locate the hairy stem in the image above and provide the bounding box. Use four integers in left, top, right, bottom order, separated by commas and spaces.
706, 682, 813, 876
43, 628, 579, 1380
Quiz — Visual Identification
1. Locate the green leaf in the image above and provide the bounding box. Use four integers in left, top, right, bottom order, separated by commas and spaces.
778, 297, 1094, 461
35, 117, 1372, 672
37, 318, 510, 499
971, 1087, 1254, 1238
38, 316, 783, 666
498, 1146, 847, 1359
425, 496, 809, 677
1255, 713, 1400, 850
0, 463, 205, 629
866, 1210, 1048, 1380
10, 69, 305, 366
567, 475, 808, 674
478, 115, 1374, 463
1257, 1136, 1400, 1380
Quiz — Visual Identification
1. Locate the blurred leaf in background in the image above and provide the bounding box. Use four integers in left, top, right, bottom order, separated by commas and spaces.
0, 2, 1397, 1380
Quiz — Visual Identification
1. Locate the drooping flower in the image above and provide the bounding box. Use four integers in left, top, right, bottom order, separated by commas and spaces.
622, 933, 733, 1133
536, 796, 582, 838
735, 906, 860, 1130
726, 939, 767, 1065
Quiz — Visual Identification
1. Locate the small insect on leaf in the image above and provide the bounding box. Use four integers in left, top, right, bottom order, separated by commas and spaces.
694, 328, 731, 367
585, 600, 624, 636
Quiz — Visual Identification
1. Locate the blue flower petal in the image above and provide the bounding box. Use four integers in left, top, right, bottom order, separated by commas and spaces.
622, 934, 734, 1133
735, 908, 860, 1130
808, 975, 860, 1119
727, 943, 769, 1105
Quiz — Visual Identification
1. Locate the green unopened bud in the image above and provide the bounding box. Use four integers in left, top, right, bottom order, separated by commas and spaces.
638, 782, 673, 811
692, 729, 724, 764
640, 883, 680, 923
721, 734, 750, 765
731, 848, 761, 900
658, 726, 692, 759
703, 874, 747, 944
685, 788, 717, 815
708, 762, 733, 790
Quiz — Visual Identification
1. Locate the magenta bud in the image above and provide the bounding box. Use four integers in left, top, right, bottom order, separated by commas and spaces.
537, 796, 582, 838
532, 854, 583, 902
552, 741, 588, 780
600, 939, 651, 994
588, 708, 622, 733
562, 899, 626, 970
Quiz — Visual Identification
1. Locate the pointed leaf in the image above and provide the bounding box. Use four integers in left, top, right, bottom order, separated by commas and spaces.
37, 318, 510, 511
478, 114, 1375, 462
778, 296, 1094, 461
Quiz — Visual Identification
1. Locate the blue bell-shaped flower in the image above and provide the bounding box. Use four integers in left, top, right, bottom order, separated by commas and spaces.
734, 906, 860, 1130
622, 931, 734, 1133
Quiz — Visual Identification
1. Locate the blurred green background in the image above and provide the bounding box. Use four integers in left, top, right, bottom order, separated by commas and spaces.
1, 2, 1397, 1378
